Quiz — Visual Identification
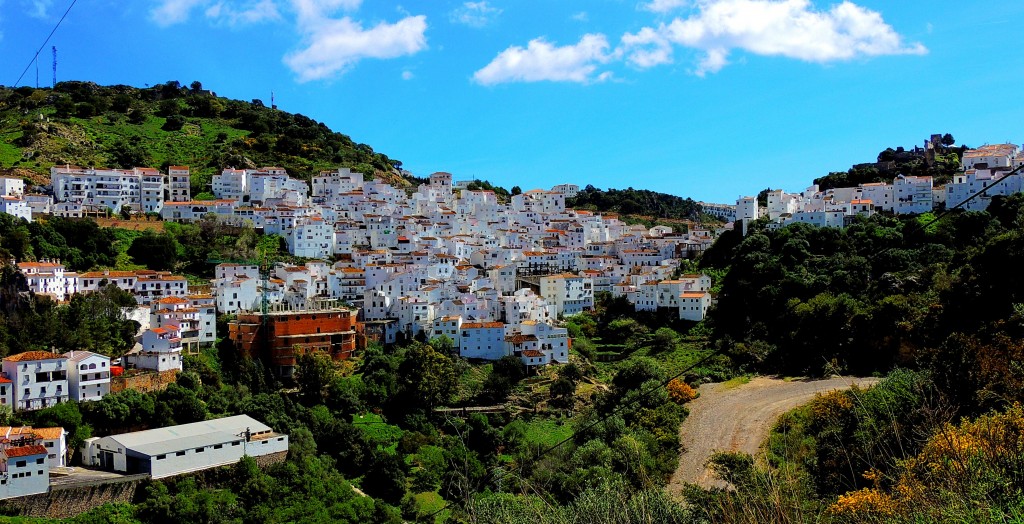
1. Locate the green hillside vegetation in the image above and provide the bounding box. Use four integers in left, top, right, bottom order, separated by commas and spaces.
567, 185, 704, 221
812, 134, 966, 191
684, 194, 1024, 522
0, 81, 406, 193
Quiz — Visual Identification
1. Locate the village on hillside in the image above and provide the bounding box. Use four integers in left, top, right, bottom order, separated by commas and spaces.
0, 135, 1019, 506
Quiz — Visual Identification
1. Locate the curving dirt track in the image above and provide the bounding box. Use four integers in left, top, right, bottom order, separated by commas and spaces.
667, 375, 879, 494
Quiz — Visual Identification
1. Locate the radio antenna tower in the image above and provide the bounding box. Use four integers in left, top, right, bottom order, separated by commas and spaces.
52, 46, 57, 88
271, 91, 276, 110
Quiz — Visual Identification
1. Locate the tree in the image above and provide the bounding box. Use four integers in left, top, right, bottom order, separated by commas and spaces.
398, 342, 456, 411
119, 205, 132, 220
162, 114, 186, 131
941, 133, 955, 147
190, 80, 203, 92
482, 355, 525, 401
511, 186, 522, 196
362, 450, 407, 503
127, 231, 178, 271
109, 139, 150, 169
295, 350, 335, 405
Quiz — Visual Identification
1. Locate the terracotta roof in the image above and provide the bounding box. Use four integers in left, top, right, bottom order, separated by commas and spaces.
522, 350, 545, 357
462, 322, 504, 329
31, 427, 65, 440
680, 292, 708, 298
4, 445, 47, 457
4, 351, 64, 362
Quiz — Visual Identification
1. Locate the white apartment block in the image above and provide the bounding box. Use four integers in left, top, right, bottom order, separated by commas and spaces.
17, 260, 78, 302
167, 166, 191, 202
51, 165, 145, 214
539, 273, 594, 317
1, 352, 69, 411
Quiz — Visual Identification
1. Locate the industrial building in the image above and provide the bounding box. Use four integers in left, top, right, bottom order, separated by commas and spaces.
81, 415, 287, 479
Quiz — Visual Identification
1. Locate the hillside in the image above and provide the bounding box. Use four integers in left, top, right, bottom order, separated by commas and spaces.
811, 133, 966, 191
0, 81, 408, 193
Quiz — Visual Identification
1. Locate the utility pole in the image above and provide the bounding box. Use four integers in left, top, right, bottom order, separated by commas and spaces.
52, 46, 57, 88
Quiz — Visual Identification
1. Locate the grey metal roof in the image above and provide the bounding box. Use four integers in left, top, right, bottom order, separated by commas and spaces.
128, 431, 242, 457
105, 415, 271, 454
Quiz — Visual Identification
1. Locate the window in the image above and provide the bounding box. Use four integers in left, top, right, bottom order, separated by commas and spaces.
15, 460, 25, 467
213, 444, 223, 450
232, 441, 240, 446
36, 457, 44, 464
176, 451, 185, 456
196, 447, 205, 453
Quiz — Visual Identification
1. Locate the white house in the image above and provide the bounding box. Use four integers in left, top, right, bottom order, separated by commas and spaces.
0, 445, 50, 499
0, 176, 25, 197
459, 321, 507, 360
0, 195, 32, 222
126, 326, 184, 372
64, 351, 110, 402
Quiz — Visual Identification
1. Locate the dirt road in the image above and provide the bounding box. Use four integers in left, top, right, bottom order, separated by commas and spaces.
667, 375, 879, 494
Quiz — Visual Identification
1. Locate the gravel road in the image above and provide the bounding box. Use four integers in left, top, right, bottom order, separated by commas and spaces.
667, 375, 880, 494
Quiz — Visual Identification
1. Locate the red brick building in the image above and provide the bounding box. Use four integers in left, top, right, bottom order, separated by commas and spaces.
229, 304, 358, 378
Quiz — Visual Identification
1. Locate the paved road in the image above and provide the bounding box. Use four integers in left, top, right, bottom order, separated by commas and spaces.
667, 375, 879, 494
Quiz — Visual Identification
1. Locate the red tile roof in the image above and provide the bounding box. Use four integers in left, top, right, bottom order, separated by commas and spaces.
4, 351, 64, 362
4, 445, 47, 457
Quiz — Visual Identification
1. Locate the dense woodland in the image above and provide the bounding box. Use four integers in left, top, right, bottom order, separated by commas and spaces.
684, 193, 1024, 522
567, 186, 704, 221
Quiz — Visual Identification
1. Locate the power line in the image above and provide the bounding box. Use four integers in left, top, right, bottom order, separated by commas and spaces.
13, 0, 78, 88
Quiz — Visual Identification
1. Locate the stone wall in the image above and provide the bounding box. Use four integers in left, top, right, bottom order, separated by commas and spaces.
110, 369, 179, 394
2, 475, 147, 519
252, 450, 287, 468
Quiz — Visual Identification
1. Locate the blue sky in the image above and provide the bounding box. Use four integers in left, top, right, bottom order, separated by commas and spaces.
1, 0, 1021, 203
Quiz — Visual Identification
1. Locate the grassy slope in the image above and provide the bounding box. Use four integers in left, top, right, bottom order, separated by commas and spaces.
0, 82, 408, 190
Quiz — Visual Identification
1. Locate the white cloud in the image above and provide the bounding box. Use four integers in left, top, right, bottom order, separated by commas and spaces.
402, 70, 414, 80
659, 0, 927, 75
570, 11, 588, 22
148, 0, 426, 82
151, 0, 207, 26
152, 0, 283, 26
621, 26, 673, 68
642, 0, 689, 13
205, 0, 281, 25
450, 1, 501, 28
25, 0, 52, 18
285, 14, 428, 82
473, 34, 614, 85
